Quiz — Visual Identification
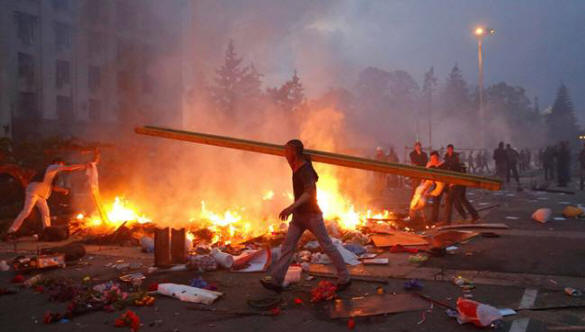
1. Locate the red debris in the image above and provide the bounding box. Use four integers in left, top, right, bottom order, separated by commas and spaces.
147, 282, 159, 292
348, 318, 356, 329
390, 245, 418, 253
294, 298, 303, 305
11, 275, 24, 283
114, 310, 140, 332
310, 281, 337, 303
270, 307, 281, 316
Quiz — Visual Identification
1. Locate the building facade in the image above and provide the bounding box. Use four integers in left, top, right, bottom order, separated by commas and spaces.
0, 0, 185, 141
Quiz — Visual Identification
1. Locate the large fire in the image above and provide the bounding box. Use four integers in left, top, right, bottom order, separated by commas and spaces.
75, 108, 397, 243
75, 169, 393, 244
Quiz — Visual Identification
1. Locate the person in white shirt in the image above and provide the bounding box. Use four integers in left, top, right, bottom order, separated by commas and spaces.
86, 149, 107, 222
8, 158, 86, 234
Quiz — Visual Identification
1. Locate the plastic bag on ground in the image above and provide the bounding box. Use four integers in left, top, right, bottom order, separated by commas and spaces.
210, 248, 234, 269
531, 208, 552, 223
157, 283, 223, 305
563, 206, 583, 218
332, 239, 360, 265
456, 297, 502, 327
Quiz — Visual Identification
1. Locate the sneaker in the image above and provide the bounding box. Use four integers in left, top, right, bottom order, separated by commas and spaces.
260, 276, 283, 293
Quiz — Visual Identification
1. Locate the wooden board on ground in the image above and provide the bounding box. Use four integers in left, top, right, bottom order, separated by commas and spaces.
309, 264, 389, 284
427, 230, 480, 248
371, 232, 429, 247
434, 223, 509, 232
328, 293, 428, 318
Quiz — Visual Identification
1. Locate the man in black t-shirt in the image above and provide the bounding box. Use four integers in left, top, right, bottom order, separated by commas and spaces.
493, 142, 508, 180
261, 139, 350, 292
409, 142, 428, 196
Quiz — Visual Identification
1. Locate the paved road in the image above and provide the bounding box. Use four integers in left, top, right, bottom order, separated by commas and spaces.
1, 175, 584, 331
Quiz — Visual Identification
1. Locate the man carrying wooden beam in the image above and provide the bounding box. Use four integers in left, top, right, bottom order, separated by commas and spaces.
260, 139, 351, 292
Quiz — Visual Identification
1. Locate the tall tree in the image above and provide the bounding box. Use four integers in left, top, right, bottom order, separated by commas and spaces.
268, 70, 306, 112
210, 40, 248, 114
239, 63, 263, 101
441, 64, 472, 118
546, 83, 579, 143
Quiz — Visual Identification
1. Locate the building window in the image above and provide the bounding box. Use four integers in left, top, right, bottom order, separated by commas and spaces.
54, 22, 72, 51
87, 31, 105, 56
51, 0, 69, 11
116, 1, 136, 30
18, 92, 39, 119
14, 12, 38, 46
117, 70, 131, 92
18, 52, 34, 85
85, 1, 108, 25
55, 60, 70, 88
56, 96, 73, 121
117, 39, 135, 66
88, 65, 101, 92
89, 99, 101, 121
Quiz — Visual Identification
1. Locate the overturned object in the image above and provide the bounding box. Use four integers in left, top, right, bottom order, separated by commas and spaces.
532, 208, 552, 224
456, 297, 502, 327
157, 283, 223, 305
40, 243, 86, 261
562, 206, 584, 218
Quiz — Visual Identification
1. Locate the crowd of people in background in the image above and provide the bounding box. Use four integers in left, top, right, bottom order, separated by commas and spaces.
372, 139, 585, 225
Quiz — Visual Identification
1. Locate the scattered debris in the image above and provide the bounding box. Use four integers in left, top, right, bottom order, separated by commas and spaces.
311, 281, 337, 303
210, 248, 234, 269
454, 297, 503, 327
563, 206, 584, 218
328, 293, 428, 319
12, 254, 66, 272
157, 283, 223, 305
433, 223, 509, 231
564, 287, 583, 297
371, 232, 429, 247
363, 258, 389, 265
114, 310, 140, 332
403, 279, 423, 291
408, 254, 428, 263
0, 260, 10, 271
532, 208, 552, 223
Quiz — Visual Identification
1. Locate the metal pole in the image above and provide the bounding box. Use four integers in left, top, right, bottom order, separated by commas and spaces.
428, 89, 432, 147
135, 125, 502, 190
478, 37, 485, 148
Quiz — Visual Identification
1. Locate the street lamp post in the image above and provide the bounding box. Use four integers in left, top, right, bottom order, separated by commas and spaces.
474, 26, 494, 148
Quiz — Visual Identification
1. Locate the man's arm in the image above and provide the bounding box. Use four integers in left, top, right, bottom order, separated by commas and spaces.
59, 164, 86, 172
279, 186, 315, 220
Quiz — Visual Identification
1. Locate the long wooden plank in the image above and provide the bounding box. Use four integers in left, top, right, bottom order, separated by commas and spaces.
135, 126, 502, 191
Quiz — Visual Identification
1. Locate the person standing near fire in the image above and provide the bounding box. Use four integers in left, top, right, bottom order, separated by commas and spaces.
374, 146, 387, 193
443, 145, 479, 223
261, 139, 350, 292
426, 151, 445, 225
493, 142, 508, 180
7, 158, 86, 235
409, 141, 428, 196
506, 144, 520, 185
86, 149, 108, 222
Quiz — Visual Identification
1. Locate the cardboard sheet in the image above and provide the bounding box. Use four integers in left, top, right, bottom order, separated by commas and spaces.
328, 293, 428, 318
371, 232, 429, 247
